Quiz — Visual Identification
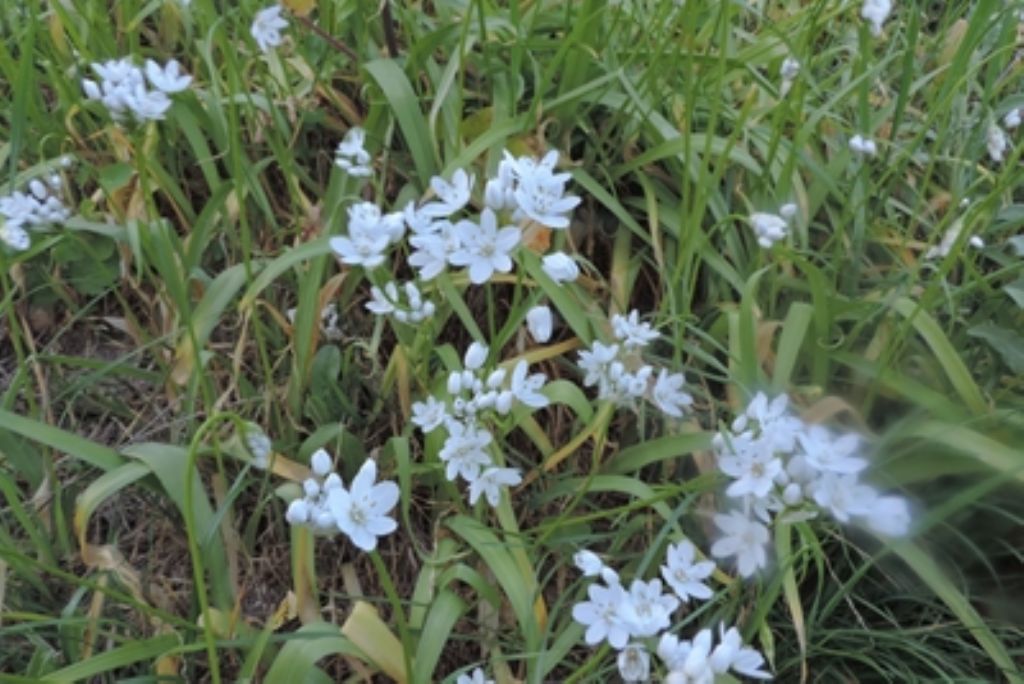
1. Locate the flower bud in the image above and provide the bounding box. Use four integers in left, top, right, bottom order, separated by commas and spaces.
310, 449, 333, 478
464, 341, 488, 370
526, 304, 553, 343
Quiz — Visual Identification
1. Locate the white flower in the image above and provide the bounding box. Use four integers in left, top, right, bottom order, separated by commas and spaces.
329, 231, 390, 269
448, 209, 521, 284
422, 168, 473, 218
617, 643, 651, 683
670, 628, 715, 684
335, 127, 372, 177
366, 282, 398, 315
924, 221, 985, 260
657, 632, 691, 672
780, 56, 800, 81
611, 310, 659, 349
733, 392, 803, 454
849, 134, 878, 156
811, 473, 876, 523
327, 459, 399, 552
467, 466, 522, 507
510, 360, 549, 408
408, 230, 451, 280
987, 123, 1008, 163
571, 575, 631, 649
866, 495, 911, 536
512, 169, 581, 229
251, 4, 288, 53
719, 441, 783, 499
779, 202, 798, 220
574, 549, 604, 576
541, 251, 580, 282
749, 212, 788, 249
285, 498, 310, 525
310, 448, 333, 478
796, 425, 868, 474
1004, 108, 1022, 130
661, 540, 715, 602
144, 59, 192, 94
526, 304, 554, 343
244, 426, 272, 469
455, 668, 494, 684
438, 422, 493, 482
861, 0, 892, 36
709, 625, 772, 679
411, 397, 447, 433
651, 369, 693, 417
577, 341, 619, 389
618, 578, 679, 638
711, 510, 770, 577
463, 342, 489, 371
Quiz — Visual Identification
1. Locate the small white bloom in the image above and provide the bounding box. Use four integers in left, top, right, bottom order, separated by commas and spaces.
329, 231, 390, 269
866, 494, 912, 536
438, 422, 493, 482
1004, 108, 1022, 130
448, 209, 521, 284
144, 59, 192, 94
780, 56, 800, 81
464, 341, 489, 371
0, 222, 30, 251
661, 540, 715, 602
617, 643, 651, 683
540, 251, 580, 283
861, 0, 892, 36
611, 310, 659, 349
244, 426, 272, 468
467, 466, 522, 507
811, 473, 877, 523
618, 578, 679, 638
335, 127, 373, 177
711, 510, 770, 577
571, 575, 631, 649
310, 448, 333, 477
734, 392, 803, 454
327, 459, 399, 552
411, 397, 447, 433
796, 425, 868, 474
849, 134, 878, 156
719, 440, 784, 499
651, 369, 693, 417
710, 625, 772, 679
574, 549, 604, 576
251, 4, 288, 53
512, 169, 581, 229
526, 304, 554, 343
987, 123, 1008, 163
779, 202, 798, 220
510, 359, 549, 408
749, 212, 788, 248
285, 498, 310, 525
422, 168, 473, 218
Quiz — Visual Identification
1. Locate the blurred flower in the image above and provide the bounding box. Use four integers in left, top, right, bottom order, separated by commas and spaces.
243, 423, 272, 469
651, 369, 693, 417
711, 510, 770, 577
422, 168, 473, 218
252, 4, 288, 53
1004, 108, 1022, 130
335, 127, 373, 177
617, 643, 651, 683
866, 495, 912, 536
861, 0, 892, 36
574, 549, 605, 576
467, 466, 522, 507
749, 211, 788, 248
144, 59, 192, 94
411, 397, 447, 433
987, 123, 1008, 163
611, 310, 659, 349
455, 668, 494, 684
849, 133, 877, 156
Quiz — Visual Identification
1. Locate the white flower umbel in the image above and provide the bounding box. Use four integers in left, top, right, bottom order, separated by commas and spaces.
749, 211, 788, 249
732, 392, 803, 454
512, 169, 582, 229
660, 540, 715, 602
422, 168, 474, 218
448, 208, 521, 284
467, 466, 522, 507
411, 396, 447, 433
327, 459, 399, 552
660, 626, 772, 682
335, 127, 373, 177
526, 304, 554, 343
541, 251, 580, 282
861, 0, 892, 36
365, 280, 435, 323
83, 58, 188, 123
438, 421, 493, 482
0, 173, 71, 251
711, 510, 770, 577
509, 359, 549, 408
611, 310, 659, 349
617, 643, 651, 683
252, 4, 288, 53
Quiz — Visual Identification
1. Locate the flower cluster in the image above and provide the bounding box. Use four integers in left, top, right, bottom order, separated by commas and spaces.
571, 548, 770, 682
747, 207, 796, 249
82, 58, 192, 123
366, 280, 436, 323
849, 134, 878, 156
0, 174, 71, 251
577, 310, 693, 416
485, 150, 581, 228
710, 392, 911, 577
285, 450, 399, 552
410, 342, 553, 507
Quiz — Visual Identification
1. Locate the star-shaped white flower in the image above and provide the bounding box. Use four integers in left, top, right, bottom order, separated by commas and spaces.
710, 510, 770, 577
448, 209, 521, 284
327, 459, 399, 552
422, 168, 474, 218
251, 4, 288, 53
661, 540, 715, 602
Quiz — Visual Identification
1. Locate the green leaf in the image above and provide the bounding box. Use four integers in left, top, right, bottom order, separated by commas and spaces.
412, 590, 467, 684
1003, 278, 1024, 309
40, 634, 181, 683
0, 409, 123, 471
364, 58, 438, 184
264, 622, 369, 683
968, 322, 1024, 373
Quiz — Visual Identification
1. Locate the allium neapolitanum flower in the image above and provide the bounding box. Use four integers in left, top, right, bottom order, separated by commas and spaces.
251, 4, 288, 53
541, 251, 580, 282
0, 174, 71, 251
335, 127, 373, 177
861, 0, 892, 36
526, 304, 554, 342
82, 58, 192, 123
748, 211, 789, 249
455, 668, 494, 684
849, 134, 878, 156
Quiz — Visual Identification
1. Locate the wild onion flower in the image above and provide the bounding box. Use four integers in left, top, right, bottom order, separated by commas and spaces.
0, 174, 71, 251
251, 4, 288, 53
710, 510, 770, 577
467, 466, 522, 507
335, 127, 373, 177
612, 310, 660, 349
849, 134, 878, 156
327, 459, 399, 552
617, 643, 651, 683
421, 168, 474, 218
748, 211, 788, 248
660, 540, 715, 602
525, 304, 554, 342
143, 59, 192, 93
365, 281, 435, 323
448, 208, 521, 284
83, 58, 191, 123
1004, 108, 1022, 130
861, 0, 892, 36
541, 251, 580, 282
243, 423, 273, 469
